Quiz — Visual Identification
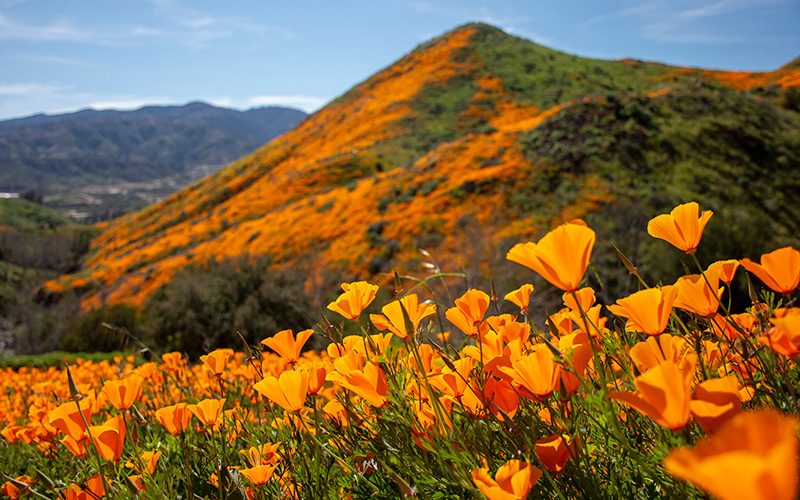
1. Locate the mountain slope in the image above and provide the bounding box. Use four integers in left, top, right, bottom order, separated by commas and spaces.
0, 102, 307, 220
45, 23, 800, 311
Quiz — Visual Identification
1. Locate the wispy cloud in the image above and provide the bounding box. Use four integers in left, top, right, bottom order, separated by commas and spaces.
0, 12, 89, 41
582, 0, 774, 44
87, 97, 173, 111
6, 54, 99, 68
246, 95, 328, 112
0, 83, 70, 95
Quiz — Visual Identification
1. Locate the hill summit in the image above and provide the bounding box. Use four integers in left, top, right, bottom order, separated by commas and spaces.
48, 23, 800, 311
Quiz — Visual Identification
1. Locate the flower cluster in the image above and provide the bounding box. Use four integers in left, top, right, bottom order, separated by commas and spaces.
2, 202, 799, 500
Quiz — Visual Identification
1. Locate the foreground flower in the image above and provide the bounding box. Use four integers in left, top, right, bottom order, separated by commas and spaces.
506, 220, 595, 292
470, 459, 541, 500
101, 375, 143, 412
607, 358, 695, 430
200, 348, 235, 376
663, 409, 799, 500
740, 246, 800, 295
327, 281, 379, 320
240, 463, 278, 486
607, 285, 678, 336
647, 202, 713, 253
88, 415, 126, 461
261, 329, 313, 364
370, 294, 437, 339
535, 434, 578, 474
673, 269, 723, 317
253, 370, 309, 413
189, 398, 226, 427
445, 289, 490, 337
504, 284, 534, 314
155, 402, 193, 435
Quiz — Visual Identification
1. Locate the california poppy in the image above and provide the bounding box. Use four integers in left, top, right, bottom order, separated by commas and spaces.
673, 269, 723, 317
607, 358, 695, 430
647, 202, 713, 253
253, 370, 309, 413
88, 415, 126, 461
49, 399, 93, 442
499, 345, 562, 399
327, 281, 379, 320
663, 409, 799, 500
507, 220, 595, 292
331, 360, 389, 408
261, 329, 313, 364
188, 398, 226, 427
504, 284, 534, 314
155, 402, 193, 435
445, 289, 490, 337
707, 259, 740, 285
470, 459, 541, 500
761, 314, 800, 357
102, 375, 143, 412
740, 246, 800, 295
690, 376, 742, 434
370, 294, 436, 340
607, 286, 678, 336
535, 434, 578, 474
240, 464, 278, 486
200, 348, 235, 376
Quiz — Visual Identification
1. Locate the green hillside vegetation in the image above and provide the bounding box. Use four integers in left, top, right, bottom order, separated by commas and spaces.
513, 83, 800, 305
0, 197, 75, 230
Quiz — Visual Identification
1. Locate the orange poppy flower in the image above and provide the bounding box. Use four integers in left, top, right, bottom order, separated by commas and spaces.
253, 370, 309, 413
64, 475, 105, 500
707, 259, 740, 284
445, 289, 490, 337
647, 202, 713, 253
261, 329, 313, 364
499, 345, 562, 399
690, 376, 742, 434
189, 398, 226, 427
369, 293, 437, 340
504, 284, 534, 314
607, 285, 678, 336
429, 358, 476, 398
470, 459, 542, 500
327, 281, 379, 320
200, 348, 235, 376
535, 434, 578, 474
48, 398, 94, 442
161, 351, 185, 372
673, 269, 723, 317
628, 333, 694, 374
740, 246, 800, 294
240, 464, 278, 486
61, 434, 88, 457
663, 409, 799, 500
241, 442, 282, 466
88, 415, 126, 462
102, 375, 143, 412
126, 450, 162, 475
332, 360, 389, 408
607, 358, 695, 430
507, 220, 595, 292
1, 476, 31, 500
761, 314, 800, 357
155, 402, 193, 435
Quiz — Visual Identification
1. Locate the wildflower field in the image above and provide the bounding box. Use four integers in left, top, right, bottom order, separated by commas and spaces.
1, 202, 799, 500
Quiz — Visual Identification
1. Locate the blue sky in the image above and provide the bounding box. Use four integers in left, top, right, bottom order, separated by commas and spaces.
1, 0, 798, 121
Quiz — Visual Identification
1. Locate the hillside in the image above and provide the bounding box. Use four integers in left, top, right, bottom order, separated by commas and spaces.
0, 102, 307, 221
45, 23, 800, 315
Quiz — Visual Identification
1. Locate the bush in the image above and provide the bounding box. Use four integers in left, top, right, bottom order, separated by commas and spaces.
141, 255, 314, 358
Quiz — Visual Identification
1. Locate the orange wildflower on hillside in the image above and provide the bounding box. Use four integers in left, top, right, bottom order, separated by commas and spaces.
101, 375, 143, 412
254, 370, 309, 413
535, 434, 578, 474
607, 286, 678, 336
327, 282, 380, 320
261, 329, 314, 365
647, 202, 713, 253
740, 246, 800, 295
607, 358, 696, 430
200, 348, 235, 376
673, 269, 724, 317
506, 220, 595, 292
369, 293, 437, 340
663, 409, 799, 500
188, 398, 226, 427
470, 459, 541, 500
155, 402, 193, 435
445, 289, 490, 337
504, 284, 534, 314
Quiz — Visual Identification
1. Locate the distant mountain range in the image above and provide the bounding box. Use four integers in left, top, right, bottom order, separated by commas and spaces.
44, 23, 800, 312
0, 102, 307, 220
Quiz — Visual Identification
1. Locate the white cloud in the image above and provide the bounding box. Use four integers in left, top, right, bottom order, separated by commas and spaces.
246, 95, 328, 112
0, 83, 69, 95
86, 97, 173, 112
0, 12, 89, 41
